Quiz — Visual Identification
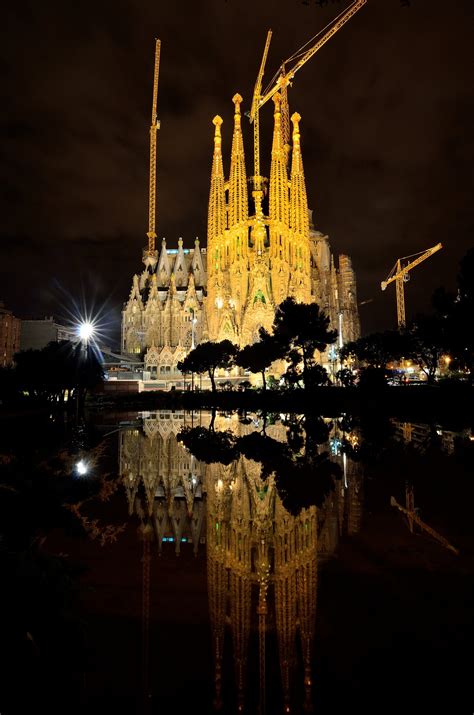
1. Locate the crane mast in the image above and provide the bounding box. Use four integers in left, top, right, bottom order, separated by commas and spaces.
381, 243, 443, 328
145, 39, 161, 265
250, 0, 367, 149
250, 30, 272, 195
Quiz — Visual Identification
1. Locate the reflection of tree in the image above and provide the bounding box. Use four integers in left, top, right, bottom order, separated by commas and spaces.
180, 413, 342, 516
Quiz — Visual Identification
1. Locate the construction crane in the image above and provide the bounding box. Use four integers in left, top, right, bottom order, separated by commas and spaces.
144, 39, 161, 267
250, 30, 272, 197
250, 0, 367, 149
381, 243, 443, 328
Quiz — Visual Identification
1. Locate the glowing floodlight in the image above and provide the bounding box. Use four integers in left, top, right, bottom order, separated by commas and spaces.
78, 322, 95, 342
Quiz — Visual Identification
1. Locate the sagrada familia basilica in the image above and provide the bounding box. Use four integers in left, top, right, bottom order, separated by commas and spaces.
121, 43, 360, 375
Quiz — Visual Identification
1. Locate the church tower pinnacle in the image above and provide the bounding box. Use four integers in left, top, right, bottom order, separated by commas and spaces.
207, 115, 228, 340
269, 93, 290, 304
228, 94, 248, 237
208, 115, 226, 254
289, 112, 311, 301
228, 94, 250, 320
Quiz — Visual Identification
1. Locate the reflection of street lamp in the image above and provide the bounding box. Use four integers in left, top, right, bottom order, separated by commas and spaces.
75, 459, 89, 476
338, 311, 343, 350
328, 345, 338, 382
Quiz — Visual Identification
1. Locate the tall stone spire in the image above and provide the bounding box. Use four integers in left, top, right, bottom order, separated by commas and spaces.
208, 116, 226, 253
269, 93, 289, 226
228, 94, 248, 232
269, 93, 289, 258
207, 116, 227, 340
289, 112, 310, 244
227, 94, 249, 323
289, 112, 311, 300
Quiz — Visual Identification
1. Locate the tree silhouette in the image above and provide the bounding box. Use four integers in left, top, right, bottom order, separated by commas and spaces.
271, 298, 336, 388
13, 340, 103, 404
407, 314, 449, 383
445, 248, 474, 381
235, 328, 285, 390
177, 339, 237, 393
340, 330, 407, 369
178, 412, 341, 516
336, 367, 356, 387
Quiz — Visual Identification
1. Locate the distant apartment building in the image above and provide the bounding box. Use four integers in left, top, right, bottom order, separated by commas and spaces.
20, 317, 76, 352
0, 302, 21, 367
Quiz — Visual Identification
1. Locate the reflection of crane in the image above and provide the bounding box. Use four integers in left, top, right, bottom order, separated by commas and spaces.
381, 243, 443, 328
249, 0, 367, 150
144, 40, 161, 267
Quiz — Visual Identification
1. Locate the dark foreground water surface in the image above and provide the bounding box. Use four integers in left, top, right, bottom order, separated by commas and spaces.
1, 409, 473, 714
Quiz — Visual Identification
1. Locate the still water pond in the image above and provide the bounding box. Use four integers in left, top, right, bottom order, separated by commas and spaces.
1, 410, 473, 714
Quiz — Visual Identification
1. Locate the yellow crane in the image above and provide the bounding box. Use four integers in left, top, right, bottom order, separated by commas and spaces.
250, 29, 272, 198
381, 243, 443, 328
144, 39, 161, 268
249, 0, 367, 150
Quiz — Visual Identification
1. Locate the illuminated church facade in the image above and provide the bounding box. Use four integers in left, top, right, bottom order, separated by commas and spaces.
121, 93, 360, 371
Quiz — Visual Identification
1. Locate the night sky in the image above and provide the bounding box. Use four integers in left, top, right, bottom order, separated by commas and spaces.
1, 0, 473, 343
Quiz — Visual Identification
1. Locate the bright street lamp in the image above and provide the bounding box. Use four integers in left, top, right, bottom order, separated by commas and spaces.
78, 321, 95, 343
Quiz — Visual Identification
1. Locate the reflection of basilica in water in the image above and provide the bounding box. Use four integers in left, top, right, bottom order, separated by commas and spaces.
119, 411, 363, 712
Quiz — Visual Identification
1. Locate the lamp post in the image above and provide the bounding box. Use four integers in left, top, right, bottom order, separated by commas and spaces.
189, 308, 197, 392
190, 307, 197, 350
76, 321, 95, 419
78, 321, 94, 353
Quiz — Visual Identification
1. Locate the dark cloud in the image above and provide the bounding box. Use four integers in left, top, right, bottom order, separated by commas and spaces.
1, 0, 473, 338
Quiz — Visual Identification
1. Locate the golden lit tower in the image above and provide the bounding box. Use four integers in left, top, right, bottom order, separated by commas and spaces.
269, 92, 290, 305
205, 81, 332, 348
207, 115, 227, 340
208, 116, 226, 260
228, 94, 250, 320
289, 112, 311, 302
228, 95, 249, 241
123, 20, 362, 368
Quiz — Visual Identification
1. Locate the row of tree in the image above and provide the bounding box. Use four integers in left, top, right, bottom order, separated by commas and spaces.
179, 411, 341, 515
177, 297, 337, 392
341, 248, 474, 385
0, 340, 104, 405
178, 248, 474, 391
